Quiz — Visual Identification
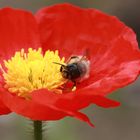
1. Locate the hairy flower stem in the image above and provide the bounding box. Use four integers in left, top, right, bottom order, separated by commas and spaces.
34, 121, 43, 140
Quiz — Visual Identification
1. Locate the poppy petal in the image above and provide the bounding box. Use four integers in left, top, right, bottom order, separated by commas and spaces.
83, 60, 140, 96
3, 88, 119, 117
0, 73, 11, 115
35, 3, 140, 95
35, 3, 139, 57
1, 87, 119, 126
0, 96, 11, 115
1, 88, 94, 126
0, 7, 40, 62
30, 89, 120, 112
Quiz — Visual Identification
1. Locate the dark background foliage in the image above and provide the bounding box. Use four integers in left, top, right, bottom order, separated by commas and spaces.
0, 0, 140, 140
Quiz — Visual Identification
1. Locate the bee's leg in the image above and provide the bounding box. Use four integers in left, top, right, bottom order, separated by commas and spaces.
62, 80, 69, 89
66, 56, 79, 63
61, 80, 72, 92
79, 48, 90, 61
72, 81, 77, 91
61, 80, 76, 92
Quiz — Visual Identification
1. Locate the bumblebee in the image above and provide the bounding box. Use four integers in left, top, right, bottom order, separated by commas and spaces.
54, 51, 90, 90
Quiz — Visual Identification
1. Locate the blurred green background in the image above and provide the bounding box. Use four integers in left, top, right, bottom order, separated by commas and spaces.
0, 0, 140, 140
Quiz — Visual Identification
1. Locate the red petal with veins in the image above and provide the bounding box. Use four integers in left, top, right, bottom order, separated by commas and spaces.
1, 88, 94, 126
0, 7, 40, 62
0, 73, 11, 115
0, 96, 11, 115
0, 7, 40, 116
36, 3, 140, 94
1, 87, 120, 126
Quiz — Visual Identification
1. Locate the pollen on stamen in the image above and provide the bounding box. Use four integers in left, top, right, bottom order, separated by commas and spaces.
1, 48, 67, 98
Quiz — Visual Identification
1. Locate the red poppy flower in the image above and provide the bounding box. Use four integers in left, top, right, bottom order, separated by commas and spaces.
0, 3, 140, 126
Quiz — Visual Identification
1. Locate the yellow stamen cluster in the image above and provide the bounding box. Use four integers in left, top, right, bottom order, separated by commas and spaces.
2, 48, 66, 97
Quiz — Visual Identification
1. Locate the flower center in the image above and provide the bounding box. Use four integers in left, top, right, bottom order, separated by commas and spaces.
1, 48, 67, 97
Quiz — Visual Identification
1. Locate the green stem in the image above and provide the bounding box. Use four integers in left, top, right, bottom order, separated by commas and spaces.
33, 121, 42, 140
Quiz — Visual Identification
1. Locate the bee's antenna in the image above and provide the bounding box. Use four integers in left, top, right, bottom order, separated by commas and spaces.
53, 62, 66, 67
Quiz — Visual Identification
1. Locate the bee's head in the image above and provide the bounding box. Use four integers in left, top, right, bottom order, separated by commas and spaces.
53, 62, 69, 78
60, 65, 69, 79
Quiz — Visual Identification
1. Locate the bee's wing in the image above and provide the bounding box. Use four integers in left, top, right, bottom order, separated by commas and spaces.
66, 48, 90, 63
80, 48, 91, 61
66, 56, 79, 64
